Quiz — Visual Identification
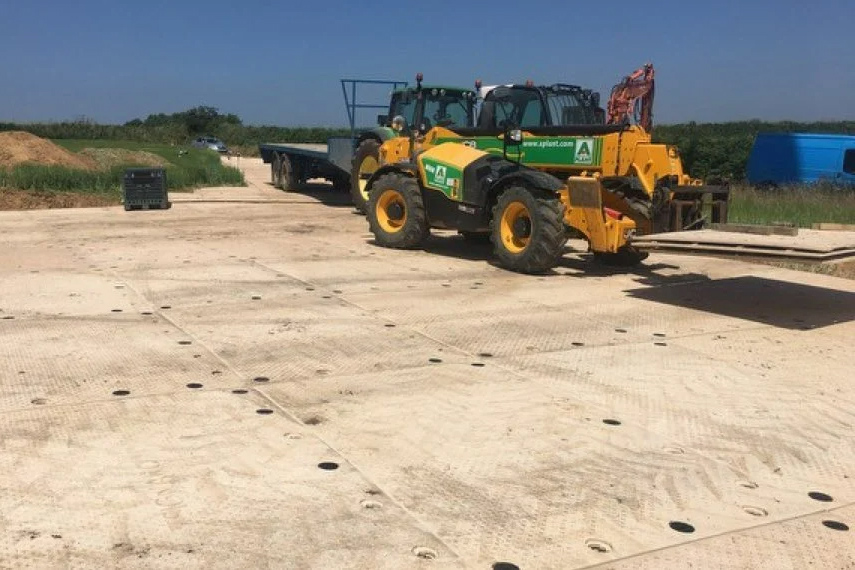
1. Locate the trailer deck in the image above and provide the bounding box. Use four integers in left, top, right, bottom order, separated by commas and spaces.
1, 158, 853, 569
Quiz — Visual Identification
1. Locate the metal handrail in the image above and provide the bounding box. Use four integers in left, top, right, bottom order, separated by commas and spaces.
340, 79, 408, 140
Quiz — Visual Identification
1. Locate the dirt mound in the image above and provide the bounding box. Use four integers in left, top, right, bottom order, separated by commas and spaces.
0, 189, 119, 210
78, 148, 170, 169
0, 131, 97, 170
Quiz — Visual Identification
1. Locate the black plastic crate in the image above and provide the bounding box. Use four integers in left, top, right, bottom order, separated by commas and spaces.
122, 168, 170, 211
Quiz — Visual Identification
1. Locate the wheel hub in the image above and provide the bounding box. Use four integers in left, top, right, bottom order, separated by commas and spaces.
386, 202, 404, 221
512, 217, 531, 239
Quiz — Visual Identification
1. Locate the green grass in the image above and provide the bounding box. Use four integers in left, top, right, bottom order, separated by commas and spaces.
0, 140, 244, 195
727, 184, 855, 227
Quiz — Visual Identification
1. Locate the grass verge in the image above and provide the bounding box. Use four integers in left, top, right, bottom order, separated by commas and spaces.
727, 184, 855, 227
0, 140, 244, 198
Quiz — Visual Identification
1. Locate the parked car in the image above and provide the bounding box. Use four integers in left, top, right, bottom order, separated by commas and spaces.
191, 136, 229, 154
747, 133, 855, 187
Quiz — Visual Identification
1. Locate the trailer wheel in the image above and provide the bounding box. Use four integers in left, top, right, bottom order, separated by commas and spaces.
351, 139, 381, 213
271, 155, 282, 187
491, 185, 566, 274
332, 175, 350, 192
367, 173, 429, 249
276, 154, 297, 191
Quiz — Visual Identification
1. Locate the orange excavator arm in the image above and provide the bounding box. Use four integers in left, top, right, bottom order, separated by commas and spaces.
607, 63, 655, 133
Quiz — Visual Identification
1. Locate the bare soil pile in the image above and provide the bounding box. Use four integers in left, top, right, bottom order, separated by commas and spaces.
0, 189, 119, 210
0, 131, 97, 170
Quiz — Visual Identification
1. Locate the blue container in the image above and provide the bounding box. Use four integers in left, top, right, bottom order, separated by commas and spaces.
747, 133, 855, 187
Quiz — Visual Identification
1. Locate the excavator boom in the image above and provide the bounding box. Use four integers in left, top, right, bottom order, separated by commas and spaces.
607, 63, 655, 132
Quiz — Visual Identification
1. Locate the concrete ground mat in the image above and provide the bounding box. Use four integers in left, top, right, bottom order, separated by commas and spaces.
1, 158, 853, 569
633, 228, 855, 262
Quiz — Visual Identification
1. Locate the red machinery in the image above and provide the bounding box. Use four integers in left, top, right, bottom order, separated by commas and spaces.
607, 63, 655, 132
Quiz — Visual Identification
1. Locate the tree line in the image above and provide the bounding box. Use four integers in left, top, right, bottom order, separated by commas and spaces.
2, 107, 853, 181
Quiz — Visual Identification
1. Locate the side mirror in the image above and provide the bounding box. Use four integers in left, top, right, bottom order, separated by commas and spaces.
504, 129, 523, 147
377, 114, 389, 126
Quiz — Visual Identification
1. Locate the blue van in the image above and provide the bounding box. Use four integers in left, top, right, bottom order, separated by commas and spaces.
746, 133, 855, 187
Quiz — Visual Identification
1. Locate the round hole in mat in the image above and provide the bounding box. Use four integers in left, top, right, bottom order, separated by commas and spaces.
256, 409, 274, 415
112, 390, 130, 396
318, 462, 339, 471
492, 563, 520, 570
141, 312, 153, 316
412, 547, 437, 560
211, 370, 222, 375
253, 376, 270, 383
809, 491, 833, 502
822, 520, 849, 531
615, 328, 627, 333
231, 389, 248, 394
602, 419, 622, 426
572, 342, 585, 347
428, 358, 442, 363
111, 309, 122, 313
251, 296, 261, 300
178, 340, 192, 345
478, 352, 493, 358
160, 305, 171, 310
654, 333, 666, 337
669, 521, 695, 533
186, 383, 203, 389
585, 539, 613, 553
654, 342, 668, 347
471, 362, 485, 367
384, 324, 396, 328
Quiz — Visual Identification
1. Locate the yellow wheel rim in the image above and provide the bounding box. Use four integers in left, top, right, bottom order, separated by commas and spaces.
376, 189, 407, 233
358, 156, 379, 202
499, 201, 531, 254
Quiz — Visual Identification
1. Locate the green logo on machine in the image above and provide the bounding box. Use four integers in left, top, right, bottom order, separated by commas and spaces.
422, 158, 462, 200
575, 138, 594, 164
434, 136, 602, 167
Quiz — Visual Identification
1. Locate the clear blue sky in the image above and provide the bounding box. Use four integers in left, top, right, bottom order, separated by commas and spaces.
1, 0, 851, 127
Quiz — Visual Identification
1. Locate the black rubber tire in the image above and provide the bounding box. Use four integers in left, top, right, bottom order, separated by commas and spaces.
459, 231, 491, 244
271, 155, 282, 187
332, 175, 350, 192
351, 139, 381, 213
367, 173, 429, 249
277, 153, 297, 191
593, 246, 649, 267
490, 185, 566, 274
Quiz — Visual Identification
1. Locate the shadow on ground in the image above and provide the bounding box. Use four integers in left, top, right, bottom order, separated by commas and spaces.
626, 275, 855, 329
267, 182, 354, 208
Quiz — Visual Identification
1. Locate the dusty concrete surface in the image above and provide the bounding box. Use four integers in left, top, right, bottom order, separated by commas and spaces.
1, 157, 853, 569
